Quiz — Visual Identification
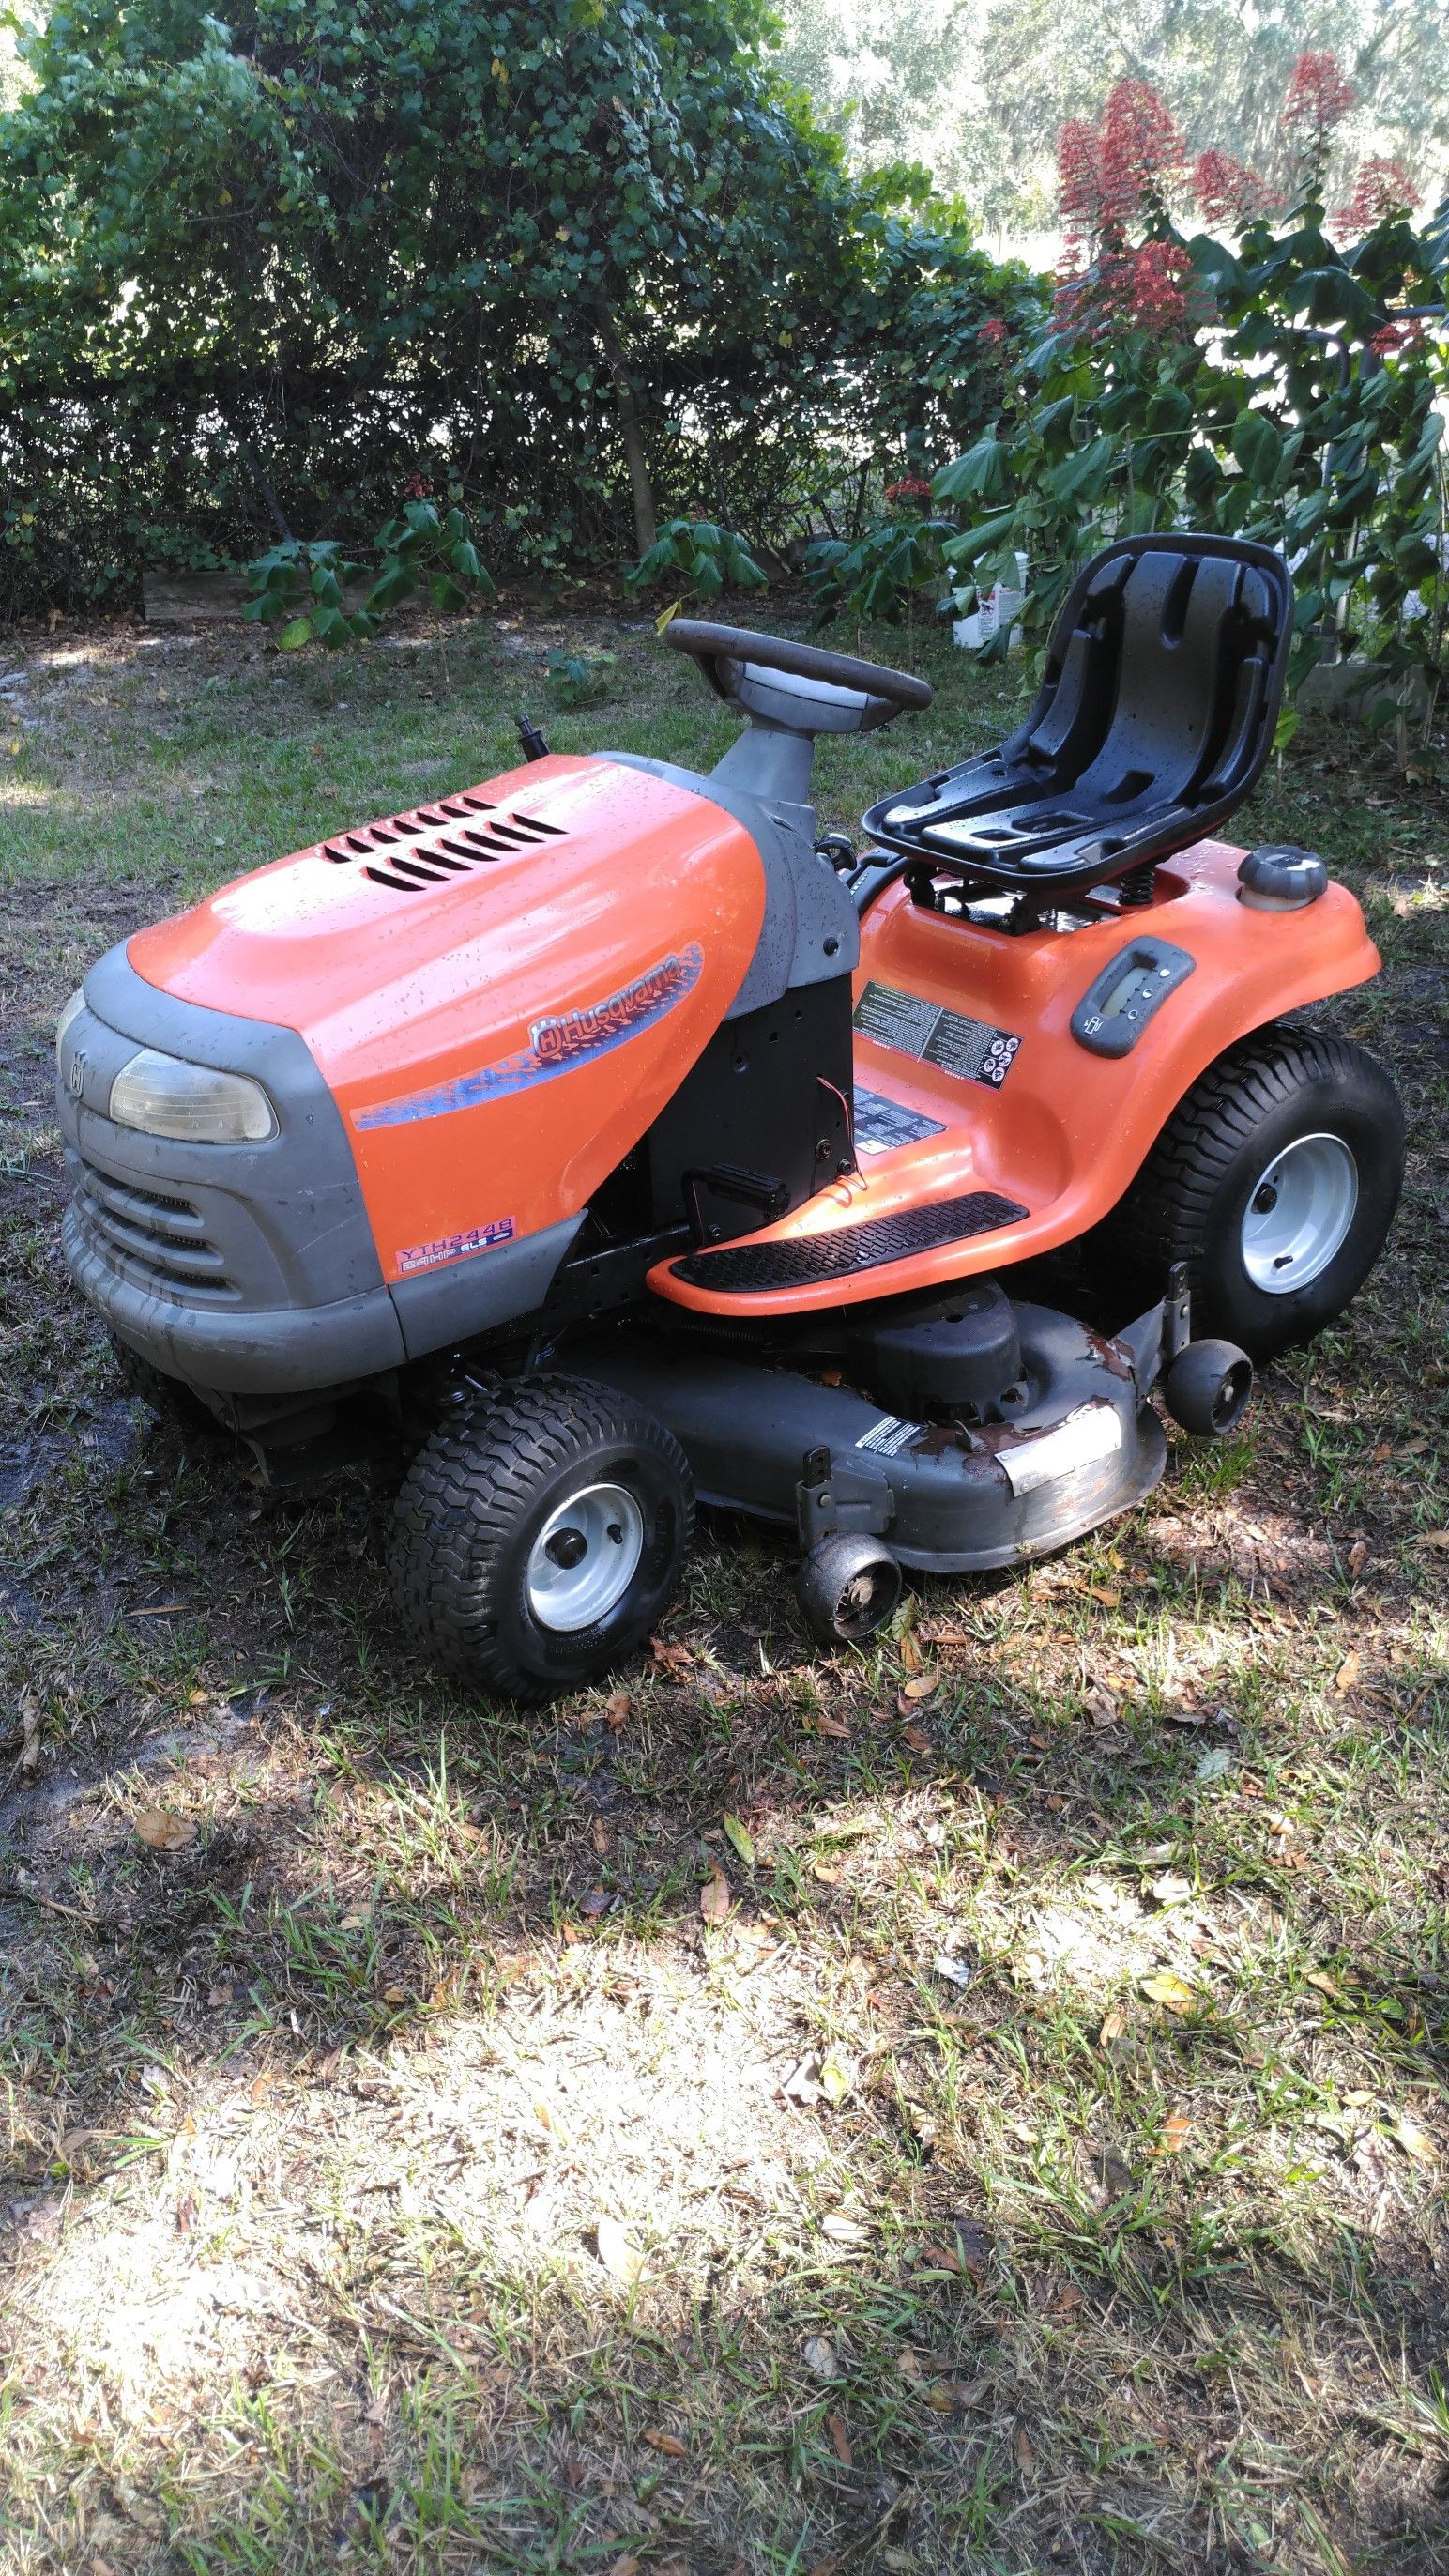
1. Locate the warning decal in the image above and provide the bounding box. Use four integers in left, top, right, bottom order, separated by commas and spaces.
852, 1088, 947, 1157
853, 981, 1021, 1089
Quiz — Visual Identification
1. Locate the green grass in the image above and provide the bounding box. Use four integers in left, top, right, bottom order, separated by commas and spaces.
0, 593, 1446, 2574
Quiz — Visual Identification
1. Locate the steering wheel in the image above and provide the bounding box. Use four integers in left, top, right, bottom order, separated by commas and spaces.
664, 618, 932, 735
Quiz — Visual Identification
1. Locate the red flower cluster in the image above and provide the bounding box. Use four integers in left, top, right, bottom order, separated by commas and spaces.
1283, 50, 1356, 153
1058, 116, 1104, 262
1369, 314, 1428, 359
1058, 80, 1184, 257
1193, 148, 1275, 232
1341, 156, 1420, 232
978, 316, 1010, 352
404, 473, 434, 499
1054, 241, 1200, 345
884, 476, 935, 507
1098, 79, 1186, 230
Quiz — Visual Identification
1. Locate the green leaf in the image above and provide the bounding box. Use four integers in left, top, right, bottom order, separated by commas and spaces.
723, 1813, 755, 1869
277, 615, 313, 651
1231, 410, 1283, 486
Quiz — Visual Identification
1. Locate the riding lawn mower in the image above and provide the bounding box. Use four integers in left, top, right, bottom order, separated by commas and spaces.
57, 534, 1404, 1698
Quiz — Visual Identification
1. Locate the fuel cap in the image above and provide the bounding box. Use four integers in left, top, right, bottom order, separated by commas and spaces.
1237, 843, 1329, 910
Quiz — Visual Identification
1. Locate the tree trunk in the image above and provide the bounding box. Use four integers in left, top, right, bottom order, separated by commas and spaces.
591, 302, 657, 558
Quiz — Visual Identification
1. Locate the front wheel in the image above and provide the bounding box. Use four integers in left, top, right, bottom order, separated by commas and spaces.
1092, 1027, 1404, 1361
389, 1375, 694, 1701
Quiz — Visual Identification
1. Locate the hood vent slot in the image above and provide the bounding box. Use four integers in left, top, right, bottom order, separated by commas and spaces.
322, 790, 567, 891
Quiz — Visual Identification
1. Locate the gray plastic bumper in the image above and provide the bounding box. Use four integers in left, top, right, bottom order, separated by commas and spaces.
57, 943, 578, 1397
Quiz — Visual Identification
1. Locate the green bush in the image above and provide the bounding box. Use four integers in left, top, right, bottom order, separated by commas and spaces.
0, 0, 1040, 616
922, 70, 1449, 703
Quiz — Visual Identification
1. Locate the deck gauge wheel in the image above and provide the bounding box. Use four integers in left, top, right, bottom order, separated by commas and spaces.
796, 1533, 903, 1648
390, 1375, 694, 1701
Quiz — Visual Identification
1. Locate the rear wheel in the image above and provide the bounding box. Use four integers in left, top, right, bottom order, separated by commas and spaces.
389, 1374, 694, 1701
1092, 1027, 1403, 1360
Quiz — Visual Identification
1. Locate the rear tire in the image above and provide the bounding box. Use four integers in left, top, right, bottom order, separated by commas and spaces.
1091, 1027, 1403, 1360
389, 1374, 694, 1701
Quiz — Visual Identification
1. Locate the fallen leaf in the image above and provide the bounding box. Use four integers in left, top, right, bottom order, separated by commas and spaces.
649, 1636, 693, 1675
605, 2557, 641, 2576
700, 1865, 732, 1925
901, 1723, 931, 1755
1140, 1971, 1198, 2014
820, 2211, 867, 2244
134, 1808, 196, 1852
723, 1813, 756, 1869
896, 2343, 923, 2379
381, 1984, 407, 2006
802, 2334, 841, 2381
1082, 1684, 1119, 1727
643, 2428, 687, 2457
925, 2378, 987, 2413
579, 1889, 611, 1918
818, 2053, 851, 2108
18, 1691, 41, 1771
1389, 2113, 1438, 2168
828, 2409, 853, 2465
1164, 1704, 1206, 1728
934, 1951, 973, 1990
1420, 1530, 1449, 1551
602, 1690, 632, 1733
596, 2216, 646, 2286
808, 1710, 851, 1740
591, 1818, 612, 1855
1347, 1540, 1369, 1577
899, 1631, 924, 1674
1098, 2001, 1128, 2045
1014, 2421, 1035, 2475
1152, 1869, 1193, 1906
1156, 2113, 1193, 2154
899, 1670, 938, 1701
1335, 1650, 1361, 1694
812, 1861, 843, 1885
1086, 1583, 1121, 1607
1305, 1970, 1340, 1999
919, 2242, 964, 2275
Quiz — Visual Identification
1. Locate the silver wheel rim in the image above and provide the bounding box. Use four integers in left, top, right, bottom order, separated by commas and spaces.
526, 1481, 646, 1633
1241, 1131, 1358, 1295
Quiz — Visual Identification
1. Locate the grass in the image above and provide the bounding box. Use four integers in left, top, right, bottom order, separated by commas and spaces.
0, 590, 1446, 2576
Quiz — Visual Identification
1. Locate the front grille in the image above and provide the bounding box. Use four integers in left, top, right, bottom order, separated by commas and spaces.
319, 792, 568, 893
72, 1160, 236, 1301
672, 1190, 1029, 1293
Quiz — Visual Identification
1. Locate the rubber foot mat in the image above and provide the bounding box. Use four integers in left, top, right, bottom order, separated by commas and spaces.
672, 1190, 1029, 1293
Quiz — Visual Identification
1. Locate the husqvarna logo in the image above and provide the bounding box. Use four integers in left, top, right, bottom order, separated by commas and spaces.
353, 944, 706, 1130
67, 1051, 85, 1099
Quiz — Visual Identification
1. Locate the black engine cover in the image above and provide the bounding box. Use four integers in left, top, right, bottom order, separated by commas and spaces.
847, 1278, 1022, 1418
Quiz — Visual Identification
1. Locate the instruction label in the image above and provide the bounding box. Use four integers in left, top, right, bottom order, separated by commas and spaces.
856, 1414, 921, 1458
1000, 1402, 1122, 1497
853, 981, 1021, 1088
852, 1088, 947, 1158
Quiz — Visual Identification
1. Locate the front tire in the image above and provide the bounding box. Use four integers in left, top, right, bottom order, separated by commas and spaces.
1094, 1027, 1404, 1361
389, 1374, 694, 1701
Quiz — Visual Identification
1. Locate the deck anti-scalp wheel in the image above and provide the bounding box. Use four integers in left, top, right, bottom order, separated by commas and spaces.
796, 1532, 903, 1648
1093, 1025, 1404, 1360
389, 1374, 694, 1700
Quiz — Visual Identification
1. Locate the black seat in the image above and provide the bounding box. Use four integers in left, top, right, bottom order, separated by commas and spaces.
863, 535, 1292, 897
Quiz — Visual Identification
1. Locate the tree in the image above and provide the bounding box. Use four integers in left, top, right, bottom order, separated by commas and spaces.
0, 0, 928, 596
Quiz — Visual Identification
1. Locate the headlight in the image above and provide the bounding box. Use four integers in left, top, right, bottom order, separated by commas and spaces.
55, 988, 85, 1064
108, 1048, 277, 1144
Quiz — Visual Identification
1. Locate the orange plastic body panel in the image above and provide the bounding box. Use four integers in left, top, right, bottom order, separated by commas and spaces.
128, 756, 765, 1284
650, 837, 1381, 1317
